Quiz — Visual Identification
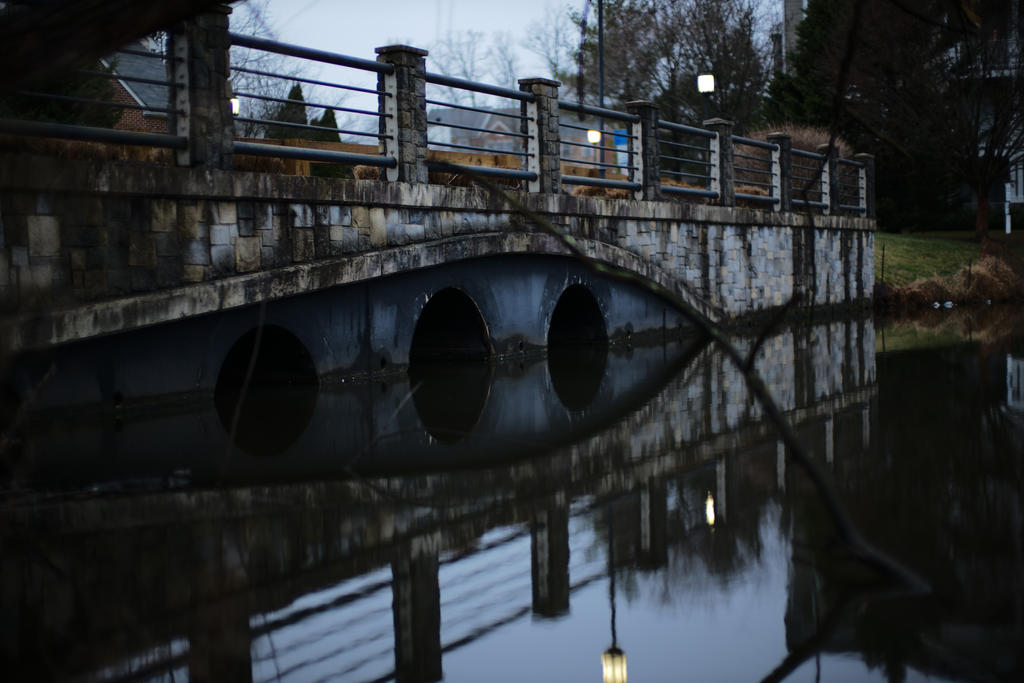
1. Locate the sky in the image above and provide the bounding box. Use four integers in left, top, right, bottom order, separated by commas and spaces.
229, 0, 577, 134
245, 0, 568, 78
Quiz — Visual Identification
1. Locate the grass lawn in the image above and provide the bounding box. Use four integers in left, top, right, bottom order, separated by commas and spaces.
874, 230, 1024, 286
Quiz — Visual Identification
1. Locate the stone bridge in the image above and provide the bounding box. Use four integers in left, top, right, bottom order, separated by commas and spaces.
0, 7, 876, 381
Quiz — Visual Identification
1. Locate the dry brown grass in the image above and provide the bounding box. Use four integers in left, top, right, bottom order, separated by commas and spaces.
570, 185, 631, 199
352, 164, 380, 180
881, 251, 1024, 310
747, 124, 852, 158
0, 134, 173, 164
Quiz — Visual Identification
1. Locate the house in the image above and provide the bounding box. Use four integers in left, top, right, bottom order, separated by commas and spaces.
427, 105, 629, 169
100, 37, 171, 134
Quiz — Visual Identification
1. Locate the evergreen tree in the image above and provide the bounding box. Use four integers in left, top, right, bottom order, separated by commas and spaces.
309, 107, 340, 143
266, 83, 308, 140
761, 0, 985, 232
0, 60, 120, 128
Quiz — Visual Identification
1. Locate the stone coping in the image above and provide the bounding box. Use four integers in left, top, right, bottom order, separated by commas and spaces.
0, 153, 876, 232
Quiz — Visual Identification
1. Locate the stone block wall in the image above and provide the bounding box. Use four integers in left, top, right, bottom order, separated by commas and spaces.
0, 153, 874, 348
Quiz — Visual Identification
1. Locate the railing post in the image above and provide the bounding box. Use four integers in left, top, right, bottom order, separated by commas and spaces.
626, 100, 660, 201
767, 132, 792, 213
705, 118, 735, 207
817, 143, 840, 215
171, 5, 234, 169
854, 153, 876, 219
376, 45, 429, 183
518, 78, 561, 194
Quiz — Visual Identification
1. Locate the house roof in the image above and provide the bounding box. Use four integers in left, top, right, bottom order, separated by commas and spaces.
101, 38, 170, 116
427, 106, 521, 133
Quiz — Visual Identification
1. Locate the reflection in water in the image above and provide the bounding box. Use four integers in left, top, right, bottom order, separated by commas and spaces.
547, 343, 608, 412
215, 385, 319, 457
408, 360, 492, 443
3, 314, 1024, 682
214, 325, 319, 457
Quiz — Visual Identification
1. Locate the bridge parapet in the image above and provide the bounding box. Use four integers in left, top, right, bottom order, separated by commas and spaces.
0, 148, 874, 351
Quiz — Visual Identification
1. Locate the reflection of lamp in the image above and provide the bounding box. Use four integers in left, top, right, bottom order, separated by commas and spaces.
697, 73, 714, 122
230, 96, 240, 116
705, 491, 716, 527
602, 647, 627, 683
602, 504, 627, 683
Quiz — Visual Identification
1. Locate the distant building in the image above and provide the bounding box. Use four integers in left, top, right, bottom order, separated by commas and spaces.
427, 106, 628, 169
780, 0, 805, 75
100, 37, 170, 134
427, 106, 522, 154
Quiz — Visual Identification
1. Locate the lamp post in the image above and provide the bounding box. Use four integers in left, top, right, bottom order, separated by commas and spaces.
597, 0, 605, 178
697, 73, 715, 123
601, 504, 627, 683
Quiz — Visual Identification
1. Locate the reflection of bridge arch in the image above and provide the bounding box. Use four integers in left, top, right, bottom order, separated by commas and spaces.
547, 283, 609, 412
214, 325, 319, 457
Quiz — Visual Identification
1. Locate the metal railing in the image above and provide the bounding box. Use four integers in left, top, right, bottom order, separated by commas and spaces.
791, 148, 829, 211
837, 157, 867, 214
732, 135, 780, 207
0, 40, 186, 151
0, 17, 873, 217
424, 71, 537, 183
558, 101, 641, 193
656, 120, 718, 200
228, 33, 396, 170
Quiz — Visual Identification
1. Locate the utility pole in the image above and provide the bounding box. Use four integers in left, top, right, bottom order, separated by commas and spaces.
598, 0, 605, 178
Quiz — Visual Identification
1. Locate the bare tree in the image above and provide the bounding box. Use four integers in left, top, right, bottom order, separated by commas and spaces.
488, 31, 521, 91
522, 2, 577, 81
566, 0, 771, 129
429, 29, 489, 106
428, 29, 528, 107
229, 0, 298, 137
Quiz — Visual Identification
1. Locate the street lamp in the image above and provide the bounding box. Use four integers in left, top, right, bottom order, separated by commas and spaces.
601, 504, 627, 683
697, 73, 715, 123
587, 128, 602, 144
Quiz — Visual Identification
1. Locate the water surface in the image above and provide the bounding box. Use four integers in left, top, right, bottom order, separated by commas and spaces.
2, 311, 1022, 682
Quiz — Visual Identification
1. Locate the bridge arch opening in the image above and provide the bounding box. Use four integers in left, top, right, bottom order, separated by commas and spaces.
408, 288, 491, 443
547, 284, 608, 346
547, 284, 608, 411
409, 288, 491, 362
214, 325, 319, 457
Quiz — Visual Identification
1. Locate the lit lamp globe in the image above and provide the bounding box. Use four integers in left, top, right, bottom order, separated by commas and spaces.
602, 647, 627, 683
697, 73, 715, 94
230, 97, 240, 116
587, 128, 602, 144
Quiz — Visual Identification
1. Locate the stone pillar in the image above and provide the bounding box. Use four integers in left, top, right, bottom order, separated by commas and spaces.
637, 480, 667, 569
705, 118, 735, 207
817, 143, 840, 215
824, 414, 835, 466
776, 440, 786, 493
530, 503, 570, 618
626, 100, 660, 201
171, 5, 233, 170
767, 132, 793, 213
854, 153, 876, 219
189, 597, 253, 682
392, 535, 442, 683
519, 78, 561, 194
377, 45, 429, 184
